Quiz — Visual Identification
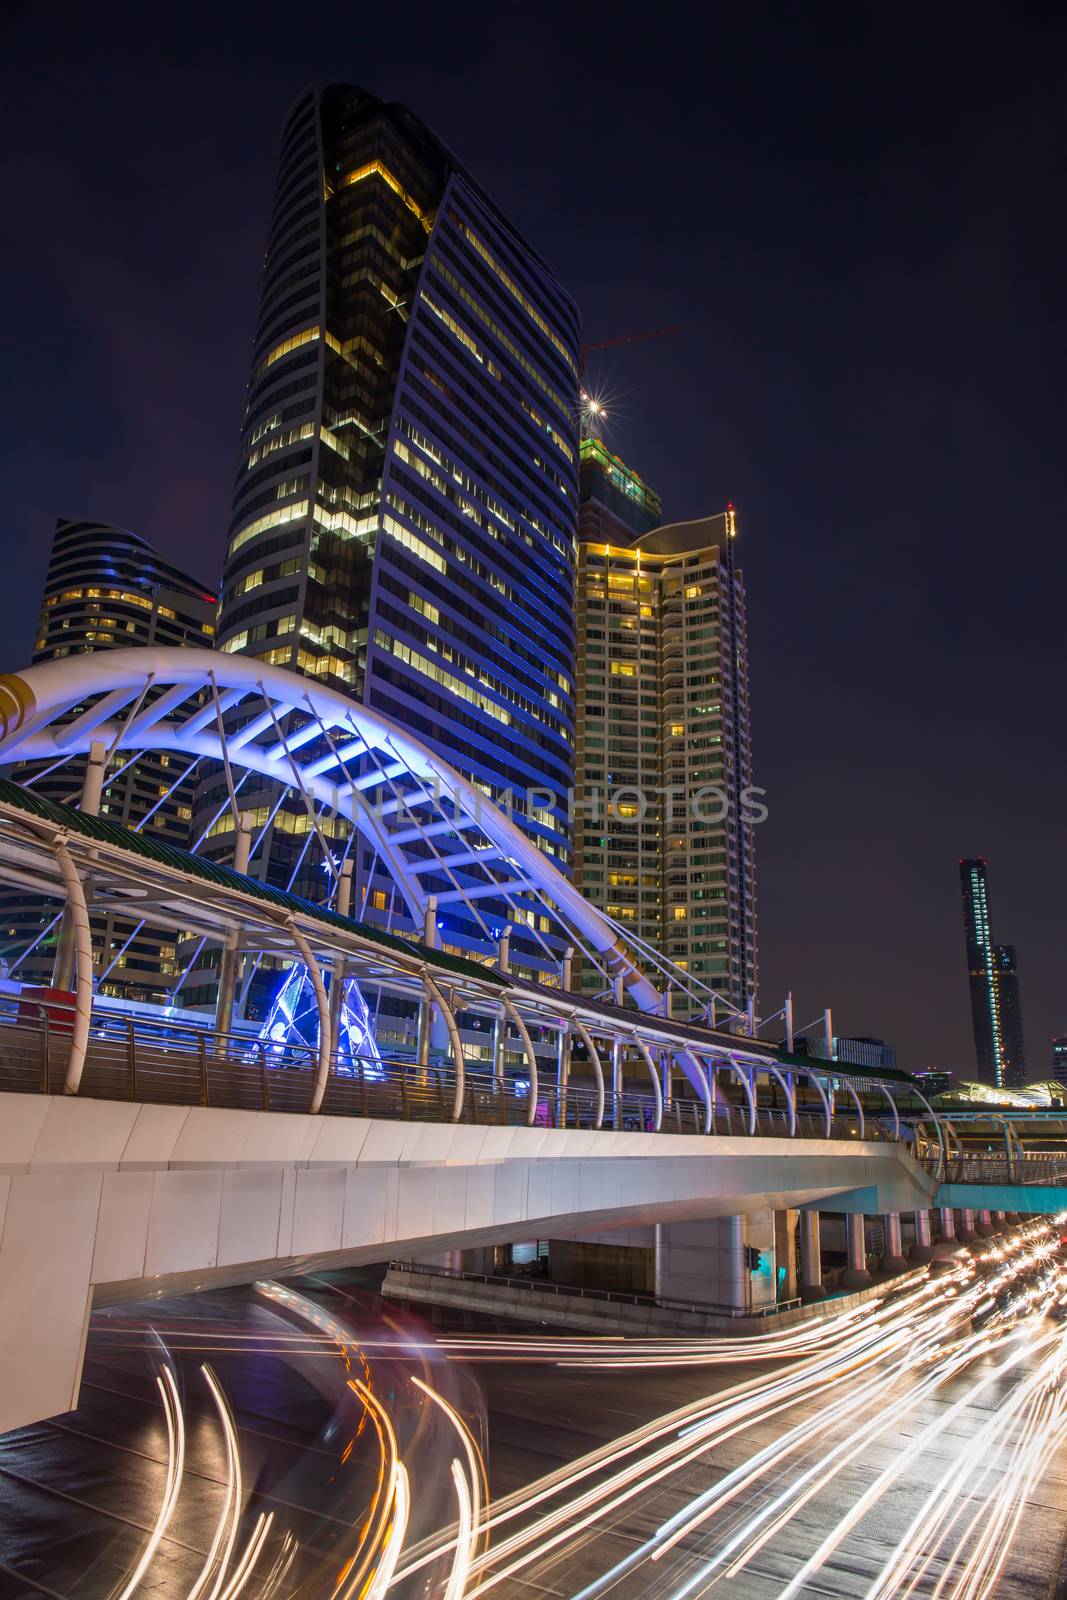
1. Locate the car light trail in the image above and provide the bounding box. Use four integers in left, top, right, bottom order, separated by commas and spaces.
187, 1363, 244, 1600
429, 1219, 1067, 1600
113, 1362, 186, 1600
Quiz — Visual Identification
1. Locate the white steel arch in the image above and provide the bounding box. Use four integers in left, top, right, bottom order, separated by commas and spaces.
0, 646, 666, 1008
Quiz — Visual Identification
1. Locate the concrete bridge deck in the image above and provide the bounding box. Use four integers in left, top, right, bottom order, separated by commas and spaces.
0, 1090, 937, 1434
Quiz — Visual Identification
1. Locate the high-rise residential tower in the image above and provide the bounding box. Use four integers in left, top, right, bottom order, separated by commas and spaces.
2, 519, 217, 1001
993, 943, 1027, 1087
208, 85, 580, 981
573, 440, 757, 1020
959, 858, 1007, 1087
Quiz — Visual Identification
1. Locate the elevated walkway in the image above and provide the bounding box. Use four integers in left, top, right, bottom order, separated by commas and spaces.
0, 1090, 936, 1434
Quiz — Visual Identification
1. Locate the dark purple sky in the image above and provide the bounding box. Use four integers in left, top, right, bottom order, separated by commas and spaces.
2, 2, 1064, 1072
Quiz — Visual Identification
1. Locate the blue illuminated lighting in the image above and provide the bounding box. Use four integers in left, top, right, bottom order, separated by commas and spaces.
259, 966, 383, 1077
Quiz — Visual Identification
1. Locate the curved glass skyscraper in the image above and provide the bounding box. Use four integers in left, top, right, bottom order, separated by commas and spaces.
210, 85, 580, 980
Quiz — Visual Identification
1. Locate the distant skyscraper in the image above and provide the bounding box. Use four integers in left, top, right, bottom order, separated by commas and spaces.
993, 943, 1026, 1087
573, 441, 757, 1019
1052, 1036, 1067, 1087
959, 858, 1012, 1088
2, 518, 217, 1001
208, 84, 580, 983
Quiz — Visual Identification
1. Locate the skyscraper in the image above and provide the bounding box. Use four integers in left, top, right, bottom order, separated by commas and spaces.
2, 518, 217, 1001
1052, 1036, 1067, 1087
573, 440, 757, 1019
208, 85, 580, 982
959, 858, 1007, 1087
993, 943, 1026, 1087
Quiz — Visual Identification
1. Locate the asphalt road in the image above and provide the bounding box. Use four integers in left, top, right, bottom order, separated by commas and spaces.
0, 1242, 1065, 1600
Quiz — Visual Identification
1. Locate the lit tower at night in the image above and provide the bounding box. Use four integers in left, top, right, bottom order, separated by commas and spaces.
205, 84, 581, 984
574, 439, 758, 1023
993, 942, 1026, 1088
959, 857, 1007, 1088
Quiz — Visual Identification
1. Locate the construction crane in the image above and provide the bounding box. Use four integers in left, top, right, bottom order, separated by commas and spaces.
579, 324, 679, 425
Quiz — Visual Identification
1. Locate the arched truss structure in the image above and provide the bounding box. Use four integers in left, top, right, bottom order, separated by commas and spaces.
0, 646, 930, 1145
0, 646, 677, 999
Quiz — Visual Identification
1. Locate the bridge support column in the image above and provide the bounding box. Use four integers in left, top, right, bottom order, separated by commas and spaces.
842, 1213, 872, 1289
556, 1024, 570, 1126
213, 931, 239, 1051
937, 1207, 967, 1255
956, 1207, 977, 1242
611, 1038, 623, 1129
910, 1208, 936, 1262
774, 1209, 798, 1301
655, 1214, 777, 1315
880, 1212, 910, 1275
799, 1209, 827, 1302
976, 1208, 994, 1236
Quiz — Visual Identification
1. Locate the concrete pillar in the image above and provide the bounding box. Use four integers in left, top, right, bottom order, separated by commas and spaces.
976, 1208, 994, 1236
611, 1037, 624, 1129
774, 1209, 798, 1301
842, 1212, 872, 1289
936, 1207, 967, 1255
655, 1213, 776, 1315
213, 932, 239, 1047
415, 988, 432, 1068
880, 1212, 910, 1275
799, 1209, 827, 1302
556, 1024, 570, 1124
910, 1208, 936, 1262
957, 1207, 977, 1242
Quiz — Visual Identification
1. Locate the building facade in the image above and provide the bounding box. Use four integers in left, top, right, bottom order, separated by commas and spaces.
993, 943, 1026, 1087
833, 1036, 898, 1074
573, 443, 757, 1019
2, 518, 217, 1002
1052, 1036, 1067, 1087
959, 857, 1012, 1088
205, 84, 581, 984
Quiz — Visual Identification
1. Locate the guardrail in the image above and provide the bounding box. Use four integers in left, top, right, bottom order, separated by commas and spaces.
386, 1259, 804, 1319
934, 1151, 1067, 1188
0, 1001, 896, 1142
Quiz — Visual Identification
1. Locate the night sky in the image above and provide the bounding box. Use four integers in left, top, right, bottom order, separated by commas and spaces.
2, 3, 1064, 1073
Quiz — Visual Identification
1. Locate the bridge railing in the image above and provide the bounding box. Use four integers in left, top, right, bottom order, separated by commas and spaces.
929, 1150, 1067, 1188
0, 1002, 898, 1143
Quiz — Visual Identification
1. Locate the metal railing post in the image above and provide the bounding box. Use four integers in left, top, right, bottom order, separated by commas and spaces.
39, 1003, 51, 1094
127, 1017, 137, 1101
198, 1033, 209, 1106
